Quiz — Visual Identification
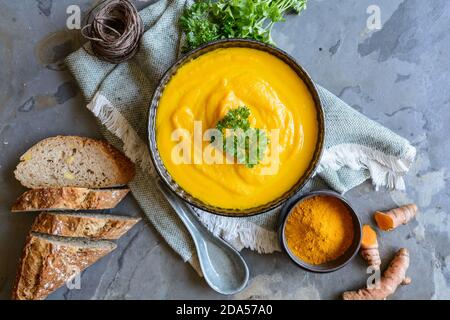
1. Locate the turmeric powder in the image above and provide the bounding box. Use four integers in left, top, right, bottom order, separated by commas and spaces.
284, 195, 354, 265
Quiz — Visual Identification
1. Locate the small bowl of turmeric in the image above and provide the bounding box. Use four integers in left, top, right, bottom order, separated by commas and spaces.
279, 191, 362, 273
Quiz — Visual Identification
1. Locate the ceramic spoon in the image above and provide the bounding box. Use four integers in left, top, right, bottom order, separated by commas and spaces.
157, 179, 249, 295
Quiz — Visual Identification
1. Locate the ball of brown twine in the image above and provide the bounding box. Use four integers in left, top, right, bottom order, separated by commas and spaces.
81, 0, 144, 64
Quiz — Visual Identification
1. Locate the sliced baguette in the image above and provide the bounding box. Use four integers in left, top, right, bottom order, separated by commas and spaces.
12, 233, 116, 300
14, 136, 135, 189
31, 212, 141, 240
11, 187, 129, 212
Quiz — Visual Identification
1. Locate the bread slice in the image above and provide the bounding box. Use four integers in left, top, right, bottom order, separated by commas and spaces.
12, 233, 116, 300
14, 136, 135, 189
11, 187, 129, 212
31, 212, 141, 240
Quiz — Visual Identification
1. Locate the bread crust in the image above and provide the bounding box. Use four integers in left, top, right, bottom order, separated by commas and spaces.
11, 187, 129, 212
14, 136, 136, 189
31, 213, 141, 239
11, 233, 116, 300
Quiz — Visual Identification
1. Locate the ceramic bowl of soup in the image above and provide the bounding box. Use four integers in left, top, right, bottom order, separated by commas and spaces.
148, 39, 325, 217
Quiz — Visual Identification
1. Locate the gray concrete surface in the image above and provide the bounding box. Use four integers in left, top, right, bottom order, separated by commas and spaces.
0, 0, 449, 300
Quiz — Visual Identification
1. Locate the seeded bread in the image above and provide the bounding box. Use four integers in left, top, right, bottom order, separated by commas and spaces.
31, 212, 141, 240
14, 136, 135, 189
12, 233, 116, 300
11, 187, 129, 212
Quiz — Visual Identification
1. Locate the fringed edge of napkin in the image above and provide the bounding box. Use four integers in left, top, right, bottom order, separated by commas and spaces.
194, 211, 281, 253
87, 93, 154, 175
318, 143, 417, 190
86, 92, 280, 255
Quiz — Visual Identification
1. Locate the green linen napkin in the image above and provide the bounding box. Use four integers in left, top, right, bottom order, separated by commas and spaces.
66, 0, 416, 266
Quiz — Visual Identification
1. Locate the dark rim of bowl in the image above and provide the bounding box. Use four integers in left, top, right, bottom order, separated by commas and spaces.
147, 39, 325, 217
278, 190, 362, 273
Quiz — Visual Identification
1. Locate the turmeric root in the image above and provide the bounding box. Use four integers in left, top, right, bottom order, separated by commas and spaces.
360, 225, 381, 270
374, 204, 418, 231
343, 248, 410, 300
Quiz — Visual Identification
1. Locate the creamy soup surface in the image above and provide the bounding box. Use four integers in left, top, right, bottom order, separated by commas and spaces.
156, 47, 318, 209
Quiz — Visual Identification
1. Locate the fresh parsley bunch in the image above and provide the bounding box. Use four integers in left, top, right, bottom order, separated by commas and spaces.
180, 0, 308, 51
213, 106, 268, 168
